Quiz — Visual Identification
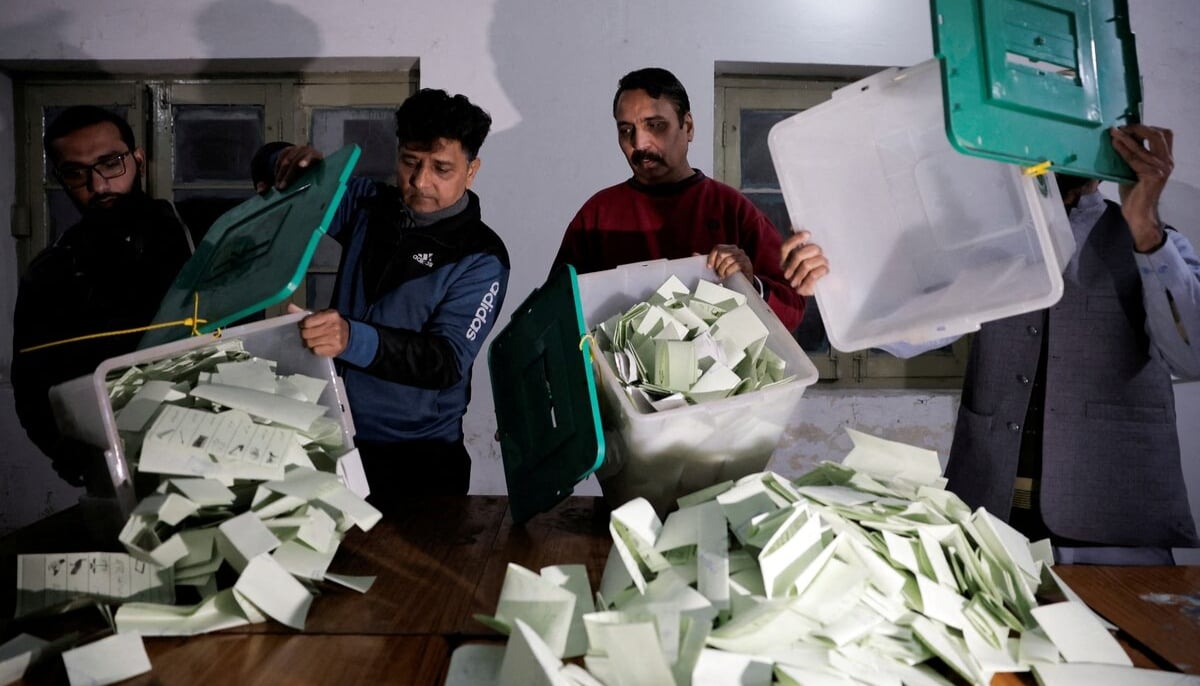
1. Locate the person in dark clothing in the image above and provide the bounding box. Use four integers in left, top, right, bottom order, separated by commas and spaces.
941, 128, 1200, 565
552, 67, 805, 330
272, 89, 509, 506
11, 106, 193, 486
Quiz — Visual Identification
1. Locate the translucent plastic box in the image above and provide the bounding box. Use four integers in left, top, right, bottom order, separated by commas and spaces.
577, 256, 819, 514
768, 59, 1074, 352
48, 313, 356, 532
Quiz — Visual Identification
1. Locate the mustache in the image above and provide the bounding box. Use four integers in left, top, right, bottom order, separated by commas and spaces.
631, 150, 665, 165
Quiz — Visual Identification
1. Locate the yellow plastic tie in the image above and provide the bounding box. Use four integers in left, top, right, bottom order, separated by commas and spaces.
578, 333, 597, 352
190, 292, 204, 337
1022, 160, 1053, 177
18, 292, 210, 354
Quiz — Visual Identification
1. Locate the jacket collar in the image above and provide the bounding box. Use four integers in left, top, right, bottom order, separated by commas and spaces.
369, 185, 482, 245
411, 191, 470, 227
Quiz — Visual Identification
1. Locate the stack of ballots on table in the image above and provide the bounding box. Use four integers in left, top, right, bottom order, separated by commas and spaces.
448, 430, 1173, 686
7, 337, 380, 683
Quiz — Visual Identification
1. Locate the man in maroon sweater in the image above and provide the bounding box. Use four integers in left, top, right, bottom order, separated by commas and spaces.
551, 67, 805, 330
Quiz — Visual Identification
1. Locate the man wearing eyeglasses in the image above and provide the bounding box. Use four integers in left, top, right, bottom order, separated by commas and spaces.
11, 105, 193, 486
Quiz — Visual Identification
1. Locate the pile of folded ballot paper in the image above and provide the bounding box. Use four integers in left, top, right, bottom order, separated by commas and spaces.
593, 275, 795, 412
5, 339, 380, 684
449, 430, 1156, 686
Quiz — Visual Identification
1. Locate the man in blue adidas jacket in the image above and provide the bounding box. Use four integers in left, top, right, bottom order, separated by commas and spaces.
274, 89, 509, 504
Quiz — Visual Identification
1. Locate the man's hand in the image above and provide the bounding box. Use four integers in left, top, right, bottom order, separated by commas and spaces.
288, 303, 349, 357
273, 145, 324, 190
707, 244, 753, 280
780, 230, 829, 296
1110, 124, 1173, 252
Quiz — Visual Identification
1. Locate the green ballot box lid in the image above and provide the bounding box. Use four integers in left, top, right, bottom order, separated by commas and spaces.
931, 0, 1140, 181
139, 144, 361, 349
488, 264, 605, 524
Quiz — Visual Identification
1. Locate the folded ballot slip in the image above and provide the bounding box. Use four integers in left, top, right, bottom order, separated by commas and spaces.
593, 273, 796, 411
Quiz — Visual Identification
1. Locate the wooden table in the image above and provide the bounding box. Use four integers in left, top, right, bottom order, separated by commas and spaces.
1055, 564, 1200, 675
1, 496, 612, 684
3, 497, 1198, 685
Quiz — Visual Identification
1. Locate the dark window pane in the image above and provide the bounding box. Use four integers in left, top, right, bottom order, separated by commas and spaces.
739, 109, 797, 190
173, 105, 264, 182
173, 188, 255, 245
744, 191, 792, 237
307, 273, 337, 310
43, 105, 130, 178
311, 108, 396, 181
745, 190, 826, 352
47, 188, 83, 245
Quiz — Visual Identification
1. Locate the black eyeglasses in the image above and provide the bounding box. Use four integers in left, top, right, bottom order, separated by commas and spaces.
55, 152, 131, 189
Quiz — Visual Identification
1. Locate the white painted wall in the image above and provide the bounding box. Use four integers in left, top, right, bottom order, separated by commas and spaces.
0, 1, 1196, 561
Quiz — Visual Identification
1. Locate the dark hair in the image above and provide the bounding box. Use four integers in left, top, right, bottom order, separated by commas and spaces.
44, 105, 137, 164
251, 141, 294, 189
394, 89, 492, 160
1055, 172, 1096, 197
612, 68, 691, 125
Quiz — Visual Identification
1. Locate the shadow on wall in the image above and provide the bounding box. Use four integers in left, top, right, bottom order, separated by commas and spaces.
483, 0, 634, 284
0, 10, 104, 69
195, 0, 322, 66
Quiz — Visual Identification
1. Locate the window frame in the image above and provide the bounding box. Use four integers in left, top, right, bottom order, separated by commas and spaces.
145, 80, 287, 200
294, 77, 416, 161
